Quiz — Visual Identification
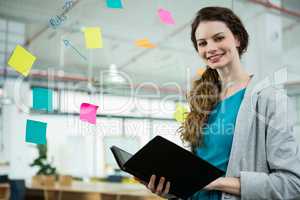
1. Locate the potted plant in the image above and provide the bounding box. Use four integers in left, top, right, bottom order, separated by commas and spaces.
30, 144, 57, 187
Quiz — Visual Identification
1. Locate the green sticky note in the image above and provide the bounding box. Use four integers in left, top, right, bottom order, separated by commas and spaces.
32, 87, 53, 112
25, 120, 47, 144
106, 0, 123, 8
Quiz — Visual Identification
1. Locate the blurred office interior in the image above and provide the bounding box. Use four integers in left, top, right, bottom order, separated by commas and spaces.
0, 0, 299, 199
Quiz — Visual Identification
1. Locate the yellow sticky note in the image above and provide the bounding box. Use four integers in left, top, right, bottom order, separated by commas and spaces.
8, 45, 36, 76
83, 27, 103, 49
173, 103, 188, 123
135, 38, 156, 48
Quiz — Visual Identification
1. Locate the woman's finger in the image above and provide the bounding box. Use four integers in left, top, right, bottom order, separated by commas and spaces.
155, 177, 165, 194
162, 181, 170, 195
147, 175, 156, 192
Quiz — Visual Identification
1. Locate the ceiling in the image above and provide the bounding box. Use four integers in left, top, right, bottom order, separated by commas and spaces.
0, 0, 299, 95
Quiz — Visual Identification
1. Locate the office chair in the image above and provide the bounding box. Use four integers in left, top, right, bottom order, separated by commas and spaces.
9, 180, 25, 200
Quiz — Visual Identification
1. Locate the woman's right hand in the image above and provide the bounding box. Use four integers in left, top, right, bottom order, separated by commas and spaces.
135, 175, 176, 198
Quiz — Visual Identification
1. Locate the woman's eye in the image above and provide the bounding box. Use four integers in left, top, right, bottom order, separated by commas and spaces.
215, 36, 224, 42
198, 42, 206, 47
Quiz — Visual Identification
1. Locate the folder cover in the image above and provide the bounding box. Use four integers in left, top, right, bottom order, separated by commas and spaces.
110, 135, 224, 199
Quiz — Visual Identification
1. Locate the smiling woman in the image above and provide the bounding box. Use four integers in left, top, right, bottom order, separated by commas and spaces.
139, 6, 300, 200
183, 6, 250, 148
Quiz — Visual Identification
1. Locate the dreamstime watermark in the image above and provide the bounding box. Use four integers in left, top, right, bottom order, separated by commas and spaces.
12, 68, 188, 115
66, 116, 180, 137
11, 66, 294, 137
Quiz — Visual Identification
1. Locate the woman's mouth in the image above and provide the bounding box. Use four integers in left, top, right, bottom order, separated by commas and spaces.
207, 52, 226, 63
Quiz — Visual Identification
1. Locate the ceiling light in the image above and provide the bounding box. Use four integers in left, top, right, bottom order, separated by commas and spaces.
102, 64, 127, 86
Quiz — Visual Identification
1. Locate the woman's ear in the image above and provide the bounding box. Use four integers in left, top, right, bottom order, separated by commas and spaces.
234, 36, 240, 48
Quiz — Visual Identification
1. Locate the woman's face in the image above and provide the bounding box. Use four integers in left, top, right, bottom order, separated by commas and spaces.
195, 21, 240, 69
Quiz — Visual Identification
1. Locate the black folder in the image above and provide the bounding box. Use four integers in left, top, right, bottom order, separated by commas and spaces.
110, 136, 225, 199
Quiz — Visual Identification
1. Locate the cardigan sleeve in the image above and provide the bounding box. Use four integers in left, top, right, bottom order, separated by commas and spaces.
240, 88, 300, 200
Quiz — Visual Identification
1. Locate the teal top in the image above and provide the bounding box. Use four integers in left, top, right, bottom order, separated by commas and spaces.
191, 88, 246, 200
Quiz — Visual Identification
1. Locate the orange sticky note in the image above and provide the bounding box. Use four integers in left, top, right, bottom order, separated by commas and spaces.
135, 38, 156, 48
83, 27, 103, 49
197, 67, 206, 76
8, 45, 36, 76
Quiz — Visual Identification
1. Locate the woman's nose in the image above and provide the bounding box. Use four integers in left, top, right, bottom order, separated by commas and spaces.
206, 42, 218, 53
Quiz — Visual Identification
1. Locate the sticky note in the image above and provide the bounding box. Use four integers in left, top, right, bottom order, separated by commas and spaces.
32, 87, 53, 112
83, 27, 103, 49
106, 0, 123, 8
158, 8, 175, 25
173, 103, 188, 123
197, 67, 206, 76
80, 103, 99, 124
26, 120, 47, 144
135, 38, 156, 48
8, 45, 36, 76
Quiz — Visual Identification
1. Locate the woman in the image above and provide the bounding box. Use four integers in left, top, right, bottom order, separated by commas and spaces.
139, 6, 300, 200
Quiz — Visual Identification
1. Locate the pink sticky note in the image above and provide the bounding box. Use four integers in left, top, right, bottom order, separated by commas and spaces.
158, 8, 175, 25
80, 103, 99, 124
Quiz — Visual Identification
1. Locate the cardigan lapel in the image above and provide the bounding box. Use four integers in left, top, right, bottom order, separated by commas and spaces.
225, 74, 260, 177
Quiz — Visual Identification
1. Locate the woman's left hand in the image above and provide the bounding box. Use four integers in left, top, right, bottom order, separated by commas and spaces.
203, 177, 224, 190
203, 177, 241, 196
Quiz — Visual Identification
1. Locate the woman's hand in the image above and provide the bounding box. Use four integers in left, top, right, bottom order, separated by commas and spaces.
203, 177, 224, 191
135, 175, 176, 198
203, 177, 241, 196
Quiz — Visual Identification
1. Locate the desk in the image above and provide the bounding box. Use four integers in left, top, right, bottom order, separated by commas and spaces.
26, 181, 164, 200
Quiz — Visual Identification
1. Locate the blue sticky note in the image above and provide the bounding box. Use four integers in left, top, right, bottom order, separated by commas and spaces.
106, 0, 123, 8
32, 87, 53, 112
25, 120, 47, 144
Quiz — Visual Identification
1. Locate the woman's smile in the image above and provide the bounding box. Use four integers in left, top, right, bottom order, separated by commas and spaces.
207, 52, 226, 63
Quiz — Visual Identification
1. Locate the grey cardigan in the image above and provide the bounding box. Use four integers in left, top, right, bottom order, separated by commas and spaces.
220, 74, 300, 200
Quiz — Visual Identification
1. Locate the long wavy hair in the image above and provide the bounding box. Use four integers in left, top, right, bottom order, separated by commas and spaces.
178, 7, 249, 148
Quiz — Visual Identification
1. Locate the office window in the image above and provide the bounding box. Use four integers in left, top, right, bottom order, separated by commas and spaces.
124, 119, 150, 145
101, 95, 134, 116
102, 136, 140, 171
0, 53, 4, 68
296, 96, 300, 124
59, 90, 73, 113
0, 18, 25, 70
151, 99, 175, 119
97, 118, 123, 137
0, 18, 6, 31
66, 91, 91, 113
7, 21, 25, 35
7, 34, 24, 45
59, 90, 91, 113
152, 120, 183, 146
131, 98, 151, 117
0, 41, 5, 52
55, 135, 94, 177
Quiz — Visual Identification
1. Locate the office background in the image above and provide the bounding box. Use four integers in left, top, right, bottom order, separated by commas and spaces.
0, 0, 299, 196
